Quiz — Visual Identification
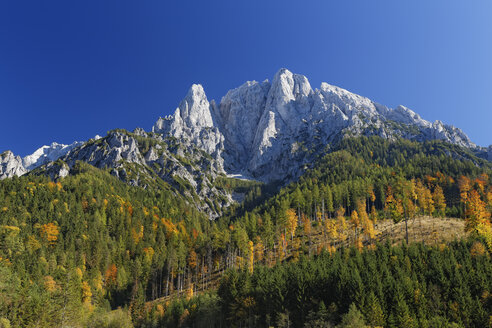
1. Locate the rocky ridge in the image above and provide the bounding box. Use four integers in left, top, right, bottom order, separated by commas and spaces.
0, 141, 83, 180
152, 68, 481, 182
1, 68, 490, 217
54, 130, 235, 218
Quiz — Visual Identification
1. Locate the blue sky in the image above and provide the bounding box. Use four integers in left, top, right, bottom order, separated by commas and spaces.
1, 1, 491, 156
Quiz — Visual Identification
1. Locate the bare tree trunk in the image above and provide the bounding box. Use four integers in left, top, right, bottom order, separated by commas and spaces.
405, 218, 409, 244
165, 262, 171, 297
322, 199, 325, 222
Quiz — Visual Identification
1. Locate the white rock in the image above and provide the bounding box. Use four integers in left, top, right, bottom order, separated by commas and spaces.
22, 141, 83, 170
151, 68, 479, 182
0, 151, 27, 179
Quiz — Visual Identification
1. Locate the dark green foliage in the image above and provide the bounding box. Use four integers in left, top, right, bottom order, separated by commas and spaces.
214, 241, 491, 328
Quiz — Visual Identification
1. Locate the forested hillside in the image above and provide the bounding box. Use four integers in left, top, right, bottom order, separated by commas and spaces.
151, 240, 491, 327
0, 137, 491, 327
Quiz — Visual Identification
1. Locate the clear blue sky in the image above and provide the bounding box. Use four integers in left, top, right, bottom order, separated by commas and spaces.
1, 1, 491, 156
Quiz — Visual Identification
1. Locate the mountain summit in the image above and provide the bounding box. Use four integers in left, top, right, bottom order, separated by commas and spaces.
152, 68, 477, 181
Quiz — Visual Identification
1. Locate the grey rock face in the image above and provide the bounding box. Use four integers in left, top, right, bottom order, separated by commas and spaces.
0, 151, 27, 179
153, 68, 478, 182
56, 130, 231, 219
30, 160, 71, 181
216, 80, 270, 170
64, 132, 146, 168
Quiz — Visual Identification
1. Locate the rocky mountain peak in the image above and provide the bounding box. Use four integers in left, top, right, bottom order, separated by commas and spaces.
178, 84, 214, 129
0, 150, 27, 179
267, 68, 313, 119
153, 84, 215, 137
151, 68, 480, 182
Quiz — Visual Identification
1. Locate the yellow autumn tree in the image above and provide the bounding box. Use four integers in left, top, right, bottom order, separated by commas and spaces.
43, 275, 57, 292
350, 210, 360, 228
336, 207, 347, 241
277, 233, 287, 262
254, 236, 264, 263
247, 240, 254, 274
325, 219, 338, 240
186, 283, 194, 300
81, 281, 93, 308
302, 214, 311, 236
285, 208, 298, 241
458, 176, 471, 216
465, 189, 491, 249
385, 186, 403, 221
465, 190, 489, 231
131, 225, 144, 244
432, 185, 446, 217
370, 206, 378, 225
356, 200, 368, 224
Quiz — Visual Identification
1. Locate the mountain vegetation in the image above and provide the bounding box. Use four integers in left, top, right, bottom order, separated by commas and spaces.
0, 136, 491, 327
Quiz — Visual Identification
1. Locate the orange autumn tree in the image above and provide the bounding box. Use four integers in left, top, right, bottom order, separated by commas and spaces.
188, 249, 198, 271
40, 222, 59, 246
105, 264, 118, 287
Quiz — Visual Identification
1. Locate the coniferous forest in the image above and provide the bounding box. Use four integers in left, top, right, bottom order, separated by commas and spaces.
0, 137, 491, 327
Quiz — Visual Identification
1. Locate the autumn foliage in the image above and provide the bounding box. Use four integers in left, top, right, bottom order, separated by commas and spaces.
39, 222, 59, 246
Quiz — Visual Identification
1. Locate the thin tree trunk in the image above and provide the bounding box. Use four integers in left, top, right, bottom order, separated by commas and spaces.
405, 218, 409, 244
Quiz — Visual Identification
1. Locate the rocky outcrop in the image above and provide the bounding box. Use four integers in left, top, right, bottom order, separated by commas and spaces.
0, 151, 27, 179
153, 84, 225, 170
56, 130, 232, 218
65, 132, 146, 168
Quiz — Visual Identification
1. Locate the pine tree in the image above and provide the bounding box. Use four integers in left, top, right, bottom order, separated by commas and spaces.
338, 303, 366, 328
